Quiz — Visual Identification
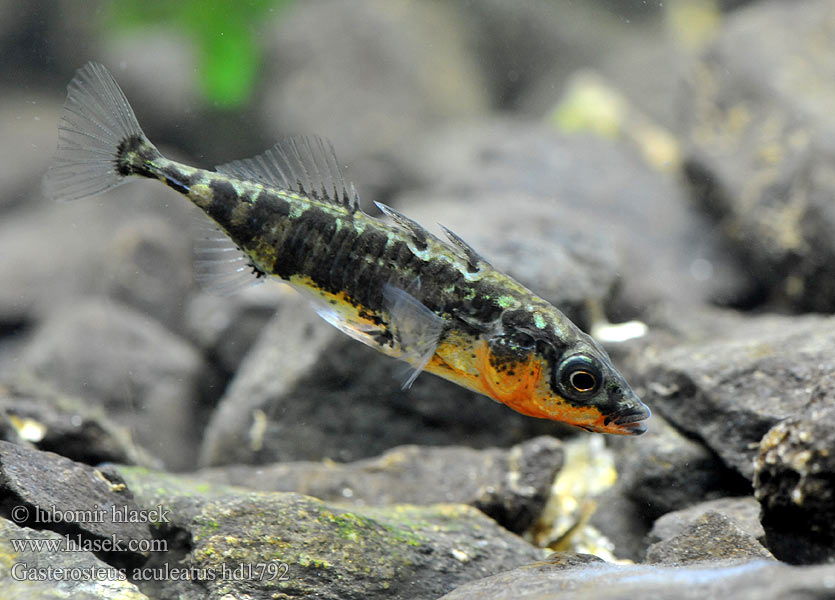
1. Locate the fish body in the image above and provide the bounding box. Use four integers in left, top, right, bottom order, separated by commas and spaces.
45, 63, 650, 435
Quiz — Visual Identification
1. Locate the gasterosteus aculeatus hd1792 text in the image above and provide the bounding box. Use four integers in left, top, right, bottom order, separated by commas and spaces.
44, 63, 650, 435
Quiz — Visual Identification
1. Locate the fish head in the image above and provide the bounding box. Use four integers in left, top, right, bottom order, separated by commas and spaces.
478, 311, 650, 435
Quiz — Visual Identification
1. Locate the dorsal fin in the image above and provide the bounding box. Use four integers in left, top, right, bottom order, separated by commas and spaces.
215, 135, 359, 212
439, 224, 490, 273
374, 201, 432, 251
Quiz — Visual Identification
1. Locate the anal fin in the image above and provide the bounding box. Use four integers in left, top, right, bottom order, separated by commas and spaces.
313, 303, 385, 348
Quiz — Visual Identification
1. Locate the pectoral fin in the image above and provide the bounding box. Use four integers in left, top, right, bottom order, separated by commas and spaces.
383, 281, 445, 390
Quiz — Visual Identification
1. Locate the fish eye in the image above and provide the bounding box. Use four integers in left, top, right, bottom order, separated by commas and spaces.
557, 355, 602, 396
569, 370, 597, 392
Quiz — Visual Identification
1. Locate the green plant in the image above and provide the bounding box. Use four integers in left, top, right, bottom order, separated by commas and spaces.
106, 0, 290, 107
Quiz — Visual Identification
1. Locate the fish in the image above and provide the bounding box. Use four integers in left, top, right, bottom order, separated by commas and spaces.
44, 62, 650, 435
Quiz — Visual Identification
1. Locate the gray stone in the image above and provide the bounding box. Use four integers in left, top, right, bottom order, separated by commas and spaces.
114, 464, 544, 600
645, 511, 773, 564
540, 551, 607, 569
0, 378, 156, 467
0, 517, 149, 600
636, 312, 835, 480
755, 398, 835, 564
585, 482, 651, 563
608, 413, 745, 521
0, 441, 154, 568
682, 0, 835, 311
196, 436, 562, 534
19, 298, 215, 470
395, 119, 748, 321
438, 559, 835, 600
200, 295, 562, 466
647, 496, 765, 546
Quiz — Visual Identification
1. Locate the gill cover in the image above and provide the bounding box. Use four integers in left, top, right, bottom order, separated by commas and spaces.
479, 331, 542, 402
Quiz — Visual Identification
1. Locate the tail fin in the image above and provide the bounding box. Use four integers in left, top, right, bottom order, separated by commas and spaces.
43, 62, 155, 202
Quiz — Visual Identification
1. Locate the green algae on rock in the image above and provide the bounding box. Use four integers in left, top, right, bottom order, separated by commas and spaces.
193, 436, 563, 534
114, 465, 543, 600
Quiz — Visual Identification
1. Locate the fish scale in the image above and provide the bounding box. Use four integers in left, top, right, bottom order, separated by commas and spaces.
44, 62, 651, 435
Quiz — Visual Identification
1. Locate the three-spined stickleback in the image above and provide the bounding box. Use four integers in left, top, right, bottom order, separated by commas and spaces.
44, 62, 650, 435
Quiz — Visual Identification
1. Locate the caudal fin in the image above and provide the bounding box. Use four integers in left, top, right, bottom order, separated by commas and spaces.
43, 62, 154, 202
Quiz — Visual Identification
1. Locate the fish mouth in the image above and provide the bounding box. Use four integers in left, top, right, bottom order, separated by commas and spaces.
616, 418, 648, 435
599, 404, 652, 435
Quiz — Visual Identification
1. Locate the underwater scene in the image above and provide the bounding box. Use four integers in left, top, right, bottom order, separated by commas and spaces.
2, 1, 835, 598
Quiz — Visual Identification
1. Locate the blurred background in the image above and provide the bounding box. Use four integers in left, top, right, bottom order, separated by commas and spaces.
2, 0, 833, 472
3, 0, 723, 202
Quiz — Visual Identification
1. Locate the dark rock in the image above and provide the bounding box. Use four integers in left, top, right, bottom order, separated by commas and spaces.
636, 313, 834, 480
19, 298, 215, 470
0, 441, 154, 568
682, 0, 835, 311
586, 481, 651, 563
395, 119, 749, 322
588, 404, 750, 561
0, 378, 155, 467
647, 496, 764, 546
608, 413, 746, 520
438, 558, 835, 600
0, 517, 148, 599
645, 511, 773, 564
196, 436, 562, 534
755, 399, 835, 564
200, 295, 563, 466
114, 465, 544, 600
